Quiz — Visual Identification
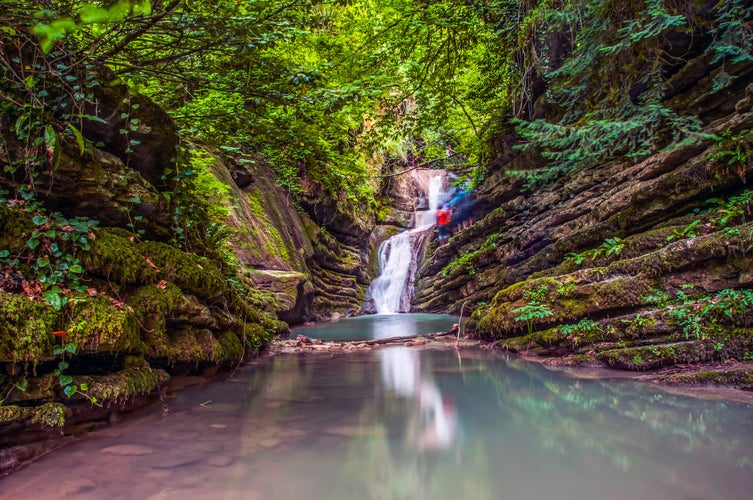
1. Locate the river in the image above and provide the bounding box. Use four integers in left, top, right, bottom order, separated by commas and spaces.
1, 314, 752, 499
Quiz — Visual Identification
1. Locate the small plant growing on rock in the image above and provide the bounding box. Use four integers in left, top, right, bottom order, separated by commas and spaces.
559, 318, 602, 345
513, 285, 554, 334
598, 237, 625, 257
667, 219, 701, 242
512, 302, 553, 335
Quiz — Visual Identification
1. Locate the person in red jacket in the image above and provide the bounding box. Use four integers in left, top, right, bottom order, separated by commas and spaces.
436, 204, 451, 244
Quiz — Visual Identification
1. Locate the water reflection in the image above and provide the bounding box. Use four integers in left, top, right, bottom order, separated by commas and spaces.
380, 346, 458, 451
1, 350, 753, 499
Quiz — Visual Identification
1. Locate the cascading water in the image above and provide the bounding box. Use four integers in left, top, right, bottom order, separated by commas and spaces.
368, 171, 445, 314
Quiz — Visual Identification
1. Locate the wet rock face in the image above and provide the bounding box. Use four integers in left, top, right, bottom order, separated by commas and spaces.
80, 66, 178, 190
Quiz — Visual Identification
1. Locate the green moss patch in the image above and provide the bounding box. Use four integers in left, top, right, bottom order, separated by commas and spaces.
661, 369, 753, 389
137, 241, 226, 300
77, 362, 169, 404
0, 402, 66, 427
0, 292, 59, 363
150, 327, 243, 363
64, 295, 143, 354
82, 227, 158, 285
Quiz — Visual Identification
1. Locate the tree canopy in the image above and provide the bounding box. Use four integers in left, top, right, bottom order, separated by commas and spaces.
2, 0, 752, 204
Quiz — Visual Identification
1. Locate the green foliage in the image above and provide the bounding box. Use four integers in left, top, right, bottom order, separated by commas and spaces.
643, 288, 671, 307
52, 340, 97, 403
709, 190, 753, 228
441, 232, 499, 278
504, 0, 747, 187
563, 236, 624, 267
0, 205, 99, 309
667, 220, 701, 242
706, 129, 751, 177
707, 0, 753, 92
512, 301, 553, 335
559, 318, 603, 345
654, 287, 753, 341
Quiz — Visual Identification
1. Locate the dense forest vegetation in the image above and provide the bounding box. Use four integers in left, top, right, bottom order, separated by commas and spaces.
1, 0, 753, 469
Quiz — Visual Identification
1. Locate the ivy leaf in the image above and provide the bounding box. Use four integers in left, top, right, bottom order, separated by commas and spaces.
63, 385, 77, 397
66, 124, 86, 155
59, 375, 74, 387
44, 124, 61, 171
43, 290, 66, 310
15, 377, 29, 392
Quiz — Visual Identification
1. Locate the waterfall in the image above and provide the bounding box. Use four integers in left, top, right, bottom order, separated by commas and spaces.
368, 171, 445, 314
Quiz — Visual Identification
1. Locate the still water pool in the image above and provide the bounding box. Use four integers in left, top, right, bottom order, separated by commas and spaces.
2, 316, 753, 499
289, 313, 459, 341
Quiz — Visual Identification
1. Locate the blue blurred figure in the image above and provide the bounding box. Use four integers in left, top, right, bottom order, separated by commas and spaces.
447, 181, 473, 233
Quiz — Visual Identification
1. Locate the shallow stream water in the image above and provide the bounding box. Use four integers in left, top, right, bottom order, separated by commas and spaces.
2, 314, 753, 499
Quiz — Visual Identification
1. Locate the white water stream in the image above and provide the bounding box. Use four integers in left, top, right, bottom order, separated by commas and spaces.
369, 172, 445, 314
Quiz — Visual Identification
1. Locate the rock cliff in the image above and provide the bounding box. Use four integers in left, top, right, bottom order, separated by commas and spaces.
414, 48, 753, 373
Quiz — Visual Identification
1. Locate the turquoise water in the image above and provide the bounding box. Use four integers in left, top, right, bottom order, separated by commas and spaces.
2, 318, 753, 499
290, 313, 460, 341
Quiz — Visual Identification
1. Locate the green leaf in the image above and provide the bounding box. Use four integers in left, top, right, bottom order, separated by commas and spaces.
65, 343, 78, 354
58, 361, 69, 370
69, 264, 83, 274
79, 383, 88, 391
63, 385, 77, 397
37, 256, 50, 267
66, 124, 86, 155
44, 124, 61, 171
59, 375, 74, 386
15, 377, 29, 392
79, 5, 112, 24
43, 290, 66, 310
14, 114, 29, 138
53, 346, 65, 356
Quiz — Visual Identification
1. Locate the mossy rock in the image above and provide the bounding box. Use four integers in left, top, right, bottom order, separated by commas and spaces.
63, 295, 143, 355
0, 292, 59, 363
596, 341, 719, 371
500, 327, 567, 352
75, 361, 169, 404
0, 205, 33, 254
149, 327, 243, 363
0, 402, 66, 427
137, 241, 226, 301
81, 227, 158, 285
127, 282, 186, 351
662, 369, 753, 389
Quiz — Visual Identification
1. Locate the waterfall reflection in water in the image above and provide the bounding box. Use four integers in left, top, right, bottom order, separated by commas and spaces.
2, 347, 753, 500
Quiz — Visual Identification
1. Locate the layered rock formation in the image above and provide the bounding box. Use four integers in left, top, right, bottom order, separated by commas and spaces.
414, 52, 753, 373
